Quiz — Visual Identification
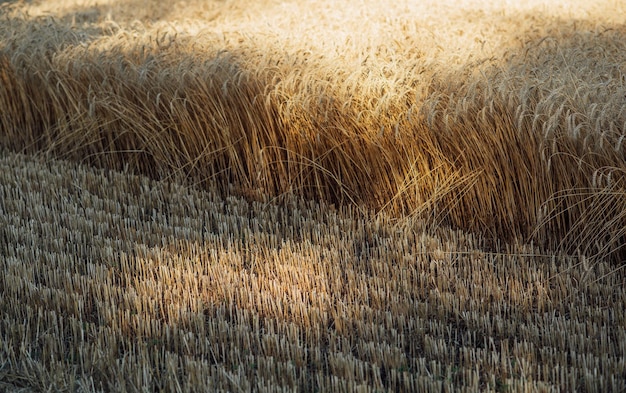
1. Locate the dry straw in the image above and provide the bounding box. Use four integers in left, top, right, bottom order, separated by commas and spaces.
1, 0, 626, 390
0, 150, 624, 391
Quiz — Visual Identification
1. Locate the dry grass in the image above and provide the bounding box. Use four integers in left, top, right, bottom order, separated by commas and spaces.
1, 0, 626, 391
1, 150, 624, 392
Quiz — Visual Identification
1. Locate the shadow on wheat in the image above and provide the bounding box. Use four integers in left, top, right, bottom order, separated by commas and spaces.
1, 2, 625, 260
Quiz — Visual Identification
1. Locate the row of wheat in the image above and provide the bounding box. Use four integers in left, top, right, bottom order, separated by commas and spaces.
1, 1, 625, 260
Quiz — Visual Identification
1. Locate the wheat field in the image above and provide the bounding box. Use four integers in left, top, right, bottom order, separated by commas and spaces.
0, 0, 625, 391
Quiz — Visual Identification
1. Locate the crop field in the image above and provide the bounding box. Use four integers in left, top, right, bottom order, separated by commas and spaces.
0, 0, 625, 391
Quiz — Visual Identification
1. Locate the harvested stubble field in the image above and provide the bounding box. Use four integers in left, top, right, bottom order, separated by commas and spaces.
0, 0, 625, 391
